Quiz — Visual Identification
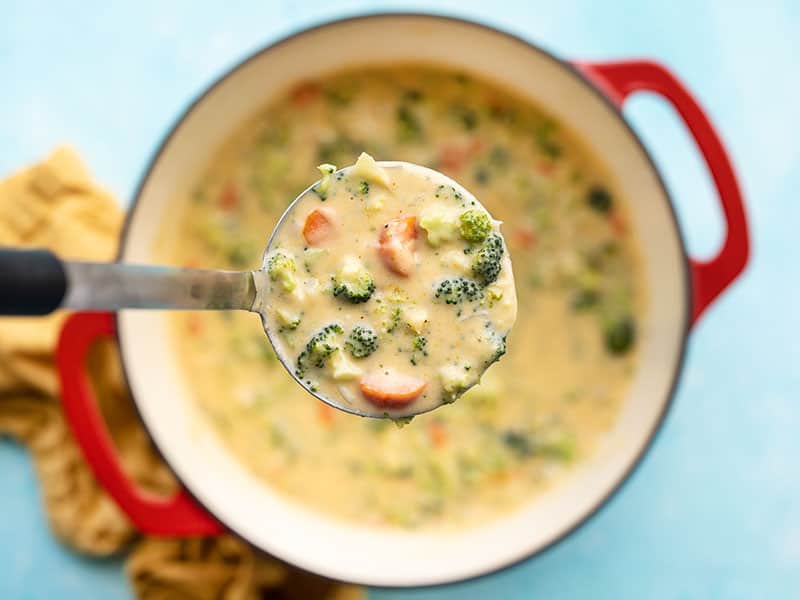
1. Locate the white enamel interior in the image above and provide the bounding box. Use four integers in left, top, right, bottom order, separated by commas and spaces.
118, 16, 688, 587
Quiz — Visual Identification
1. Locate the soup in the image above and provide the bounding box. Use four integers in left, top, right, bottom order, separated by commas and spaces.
259, 153, 517, 417
155, 66, 646, 529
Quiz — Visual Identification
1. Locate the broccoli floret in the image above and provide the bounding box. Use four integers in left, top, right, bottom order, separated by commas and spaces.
570, 288, 599, 310
358, 180, 370, 195
587, 185, 613, 213
484, 326, 507, 367
439, 364, 477, 404
345, 325, 379, 358
410, 335, 428, 366
312, 163, 337, 200
332, 256, 375, 303
396, 105, 423, 142
501, 429, 575, 461
604, 315, 635, 355
392, 416, 414, 428
452, 104, 478, 130
385, 307, 402, 333
275, 307, 302, 331
471, 234, 505, 286
501, 430, 534, 458
266, 250, 297, 292
459, 209, 492, 243
295, 324, 343, 378
433, 278, 484, 305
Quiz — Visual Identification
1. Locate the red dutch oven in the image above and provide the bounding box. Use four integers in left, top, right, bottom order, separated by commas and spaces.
56, 14, 748, 588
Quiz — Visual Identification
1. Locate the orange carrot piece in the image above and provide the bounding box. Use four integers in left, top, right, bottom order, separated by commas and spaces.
428, 421, 448, 448
316, 403, 335, 427
303, 208, 335, 246
378, 216, 417, 276
290, 81, 321, 106
186, 314, 203, 337
512, 226, 536, 250
438, 137, 483, 173
610, 210, 627, 235
218, 182, 239, 212
359, 369, 427, 408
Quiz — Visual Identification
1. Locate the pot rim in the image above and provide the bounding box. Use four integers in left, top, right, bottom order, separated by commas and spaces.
116, 11, 692, 588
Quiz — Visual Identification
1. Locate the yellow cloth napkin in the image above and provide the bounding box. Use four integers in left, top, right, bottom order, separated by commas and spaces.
0, 148, 362, 600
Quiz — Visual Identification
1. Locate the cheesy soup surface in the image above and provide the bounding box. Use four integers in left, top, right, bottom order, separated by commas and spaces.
258, 153, 517, 417
156, 66, 646, 529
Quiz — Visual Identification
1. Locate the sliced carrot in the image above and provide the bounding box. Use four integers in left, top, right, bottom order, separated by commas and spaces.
438, 137, 484, 173
316, 403, 335, 427
359, 369, 427, 408
535, 160, 555, 176
303, 208, 335, 245
186, 314, 203, 337
218, 182, 239, 212
428, 421, 448, 448
378, 216, 417, 276
610, 210, 627, 235
290, 81, 321, 106
512, 226, 536, 250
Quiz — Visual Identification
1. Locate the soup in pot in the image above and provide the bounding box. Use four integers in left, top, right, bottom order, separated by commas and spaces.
155, 66, 646, 529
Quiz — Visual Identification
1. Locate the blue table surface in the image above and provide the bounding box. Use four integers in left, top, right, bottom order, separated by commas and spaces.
2, 1, 798, 598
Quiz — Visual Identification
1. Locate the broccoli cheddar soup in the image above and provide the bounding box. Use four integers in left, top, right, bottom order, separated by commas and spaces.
260, 153, 517, 417
156, 66, 646, 529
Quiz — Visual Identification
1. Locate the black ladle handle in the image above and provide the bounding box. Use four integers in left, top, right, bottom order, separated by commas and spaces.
0, 248, 67, 315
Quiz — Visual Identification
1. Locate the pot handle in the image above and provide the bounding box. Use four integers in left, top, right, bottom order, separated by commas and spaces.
573, 59, 749, 324
56, 312, 223, 536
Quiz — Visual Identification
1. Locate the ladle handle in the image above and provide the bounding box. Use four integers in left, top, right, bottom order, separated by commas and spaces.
0, 248, 67, 315
0, 247, 258, 315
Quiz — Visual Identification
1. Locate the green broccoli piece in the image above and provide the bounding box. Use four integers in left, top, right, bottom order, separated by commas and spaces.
459, 209, 492, 243
275, 307, 302, 331
384, 307, 402, 333
358, 180, 370, 195
312, 163, 337, 200
266, 250, 297, 292
571, 288, 600, 310
604, 315, 636, 355
439, 363, 477, 404
484, 326, 507, 367
345, 325, 379, 358
332, 257, 375, 303
501, 430, 534, 458
452, 104, 478, 131
295, 324, 343, 378
396, 105, 423, 142
471, 234, 505, 286
410, 335, 428, 366
501, 429, 575, 461
587, 185, 613, 213
392, 416, 414, 428
433, 278, 484, 305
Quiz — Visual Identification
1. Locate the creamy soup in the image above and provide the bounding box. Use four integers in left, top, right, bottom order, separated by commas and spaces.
259, 153, 517, 417
155, 66, 646, 529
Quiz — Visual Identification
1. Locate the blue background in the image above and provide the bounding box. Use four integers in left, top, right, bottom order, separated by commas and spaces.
2, 1, 798, 598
